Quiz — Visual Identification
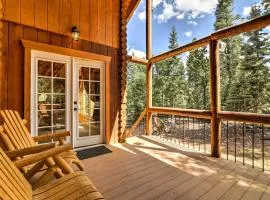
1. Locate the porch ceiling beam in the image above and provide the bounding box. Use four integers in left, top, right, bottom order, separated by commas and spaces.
127, 55, 148, 65
127, 0, 141, 22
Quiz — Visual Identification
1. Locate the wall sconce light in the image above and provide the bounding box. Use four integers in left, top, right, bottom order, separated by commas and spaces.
72, 26, 80, 41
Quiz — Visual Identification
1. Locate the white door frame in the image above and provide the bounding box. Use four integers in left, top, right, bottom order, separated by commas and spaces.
30, 50, 105, 147
72, 58, 105, 147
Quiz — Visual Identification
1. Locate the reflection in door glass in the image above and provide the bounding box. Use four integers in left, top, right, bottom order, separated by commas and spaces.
78, 66, 101, 137
37, 60, 67, 136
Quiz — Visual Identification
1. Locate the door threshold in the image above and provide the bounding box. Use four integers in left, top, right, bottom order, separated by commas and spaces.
73, 144, 105, 151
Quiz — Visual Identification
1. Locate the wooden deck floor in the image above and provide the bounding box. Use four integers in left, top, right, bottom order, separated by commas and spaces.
82, 136, 270, 200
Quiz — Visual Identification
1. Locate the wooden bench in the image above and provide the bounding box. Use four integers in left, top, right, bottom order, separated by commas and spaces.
0, 110, 85, 187
0, 145, 104, 200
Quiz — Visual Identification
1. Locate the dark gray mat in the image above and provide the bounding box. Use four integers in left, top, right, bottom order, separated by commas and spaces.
77, 146, 112, 160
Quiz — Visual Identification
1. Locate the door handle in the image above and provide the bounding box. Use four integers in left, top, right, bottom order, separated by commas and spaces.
74, 101, 78, 111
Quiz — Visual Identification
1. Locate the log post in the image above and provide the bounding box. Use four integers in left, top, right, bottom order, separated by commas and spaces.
210, 39, 221, 157
145, 0, 152, 135
119, 0, 129, 142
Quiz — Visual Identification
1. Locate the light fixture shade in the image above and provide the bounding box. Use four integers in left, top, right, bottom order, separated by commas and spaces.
72, 26, 80, 41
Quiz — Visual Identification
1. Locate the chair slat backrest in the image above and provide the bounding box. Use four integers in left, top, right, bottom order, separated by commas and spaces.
0, 110, 35, 150
0, 128, 32, 200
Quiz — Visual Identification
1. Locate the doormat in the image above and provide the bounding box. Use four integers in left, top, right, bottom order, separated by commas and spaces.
76, 146, 112, 160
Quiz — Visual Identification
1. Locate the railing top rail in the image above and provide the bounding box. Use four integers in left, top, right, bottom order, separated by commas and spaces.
150, 13, 270, 64
150, 107, 212, 120
218, 111, 270, 125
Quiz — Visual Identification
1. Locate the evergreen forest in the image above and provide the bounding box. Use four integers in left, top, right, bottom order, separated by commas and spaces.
127, 0, 270, 125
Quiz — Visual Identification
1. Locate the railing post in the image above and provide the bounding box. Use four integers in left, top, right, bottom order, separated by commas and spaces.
146, 0, 152, 135
210, 39, 221, 157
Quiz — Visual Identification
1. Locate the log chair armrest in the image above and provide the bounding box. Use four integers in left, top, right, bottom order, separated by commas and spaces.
33, 131, 71, 143
5, 143, 56, 159
13, 144, 72, 169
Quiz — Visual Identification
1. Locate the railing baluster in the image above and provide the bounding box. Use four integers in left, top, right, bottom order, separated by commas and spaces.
193, 118, 195, 150
204, 120, 206, 153
234, 121, 237, 163
243, 123, 245, 165
183, 117, 185, 145
227, 121, 229, 160
262, 124, 264, 171
188, 117, 190, 148
252, 124, 255, 168
199, 120, 201, 152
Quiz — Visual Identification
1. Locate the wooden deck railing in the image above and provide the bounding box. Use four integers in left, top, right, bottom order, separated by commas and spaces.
127, 12, 270, 157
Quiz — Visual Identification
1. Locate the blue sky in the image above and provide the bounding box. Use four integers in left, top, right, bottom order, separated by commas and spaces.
127, 0, 263, 58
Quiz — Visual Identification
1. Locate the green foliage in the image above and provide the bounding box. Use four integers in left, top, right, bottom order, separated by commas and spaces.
231, 5, 270, 113
153, 26, 187, 108
186, 40, 210, 109
127, 62, 146, 125
127, 1, 270, 123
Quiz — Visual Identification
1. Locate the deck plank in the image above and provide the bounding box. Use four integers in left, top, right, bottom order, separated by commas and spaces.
81, 136, 270, 200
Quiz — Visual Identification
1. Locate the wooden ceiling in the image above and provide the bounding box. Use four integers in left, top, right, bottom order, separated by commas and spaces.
126, 0, 141, 21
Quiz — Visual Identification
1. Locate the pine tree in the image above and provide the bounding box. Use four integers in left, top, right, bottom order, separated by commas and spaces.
153, 26, 186, 108
127, 62, 146, 124
214, 0, 242, 111
235, 5, 270, 113
186, 38, 210, 109
262, 0, 270, 12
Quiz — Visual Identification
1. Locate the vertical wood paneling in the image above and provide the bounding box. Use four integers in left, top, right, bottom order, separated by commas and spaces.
59, 0, 70, 35
0, 22, 9, 109
8, 23, 23, 114
37, 30, 50, 43
21, 0, 35, 26
105, 0, 113, 47
5, 0, 20, 23
80, 0, 89, 40
23, 27, 37, 41
71, 0, 80, 29
50, 34, 62, 46
48, 0, 60, 33
98, 0, 106, 46
35, 0, 48, 30
113, 0, 120, 48
89, 0, 98, 43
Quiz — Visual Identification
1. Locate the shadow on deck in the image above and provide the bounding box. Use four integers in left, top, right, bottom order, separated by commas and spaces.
82, 136, 270, 200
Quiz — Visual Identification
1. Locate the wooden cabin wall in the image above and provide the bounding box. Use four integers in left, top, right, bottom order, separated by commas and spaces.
0, 0, 121, 143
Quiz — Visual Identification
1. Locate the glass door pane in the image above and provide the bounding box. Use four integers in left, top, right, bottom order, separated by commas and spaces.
37, 59, 67, 136
78, 66, 101, 138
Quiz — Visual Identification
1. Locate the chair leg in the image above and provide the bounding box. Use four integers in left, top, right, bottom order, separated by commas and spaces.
53, 155, 74, 174
72, 159, 85, 171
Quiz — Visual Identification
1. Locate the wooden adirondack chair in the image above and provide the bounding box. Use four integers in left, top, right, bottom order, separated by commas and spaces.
0, 145, 104, 200
0, 110, 85, 181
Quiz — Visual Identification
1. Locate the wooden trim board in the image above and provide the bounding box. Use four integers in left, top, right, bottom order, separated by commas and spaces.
22, 39, 112, 144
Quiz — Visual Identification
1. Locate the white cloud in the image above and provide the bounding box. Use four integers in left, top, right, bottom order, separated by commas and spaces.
157, 2, 178, 23
243, 6, 251, 16
153, 0, 217, 23
184, 31, 192, 37
187, 20, 198, 26
128, 48, 146, 58
175, 0, 218, 18
138, 10, 146, 21
176, 13, 185, 20
153, 0, 163, 8
265, 26, 270, 31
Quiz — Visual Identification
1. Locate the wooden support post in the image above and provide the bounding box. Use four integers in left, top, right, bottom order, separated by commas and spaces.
210, 40, 221, 157
119, 0, 129, 142
145, 0, 152, 135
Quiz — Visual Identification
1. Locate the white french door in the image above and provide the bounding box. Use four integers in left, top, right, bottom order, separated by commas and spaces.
31, 51, 104, 147
72, 58, 104, 147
